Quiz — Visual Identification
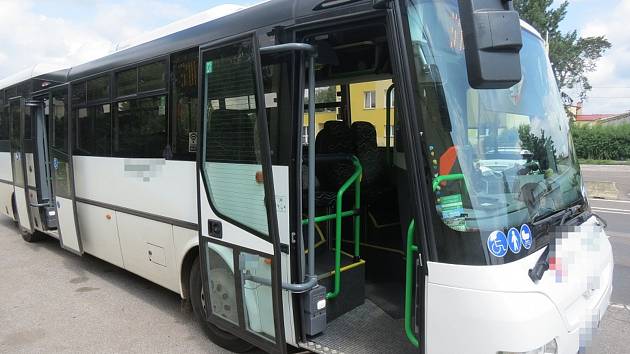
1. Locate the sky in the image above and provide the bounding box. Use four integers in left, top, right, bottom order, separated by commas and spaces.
0, 0, 628, 114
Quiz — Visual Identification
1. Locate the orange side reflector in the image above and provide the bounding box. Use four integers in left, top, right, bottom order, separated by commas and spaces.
255, 171, 264, 184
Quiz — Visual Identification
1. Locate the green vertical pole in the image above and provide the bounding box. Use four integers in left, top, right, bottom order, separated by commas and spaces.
353, 174, 361, 258
327, 189, 344, 300
405, 219, 420, 348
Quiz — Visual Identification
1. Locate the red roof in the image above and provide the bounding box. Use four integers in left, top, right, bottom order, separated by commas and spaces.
575, 114, 615, 122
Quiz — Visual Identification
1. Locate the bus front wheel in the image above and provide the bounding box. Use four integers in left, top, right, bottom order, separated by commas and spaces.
189, 256, 253, 353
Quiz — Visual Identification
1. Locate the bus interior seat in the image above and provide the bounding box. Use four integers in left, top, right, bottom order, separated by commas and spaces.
313, 120, 355, 206
351, 121, 398, 235
351, 121, 388, 196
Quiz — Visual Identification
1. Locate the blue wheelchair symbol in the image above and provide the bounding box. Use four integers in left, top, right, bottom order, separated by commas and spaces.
487, 231, 508, 257
507, 227, 522, 254
53, 158, 59, 170
520, 224, 533, 250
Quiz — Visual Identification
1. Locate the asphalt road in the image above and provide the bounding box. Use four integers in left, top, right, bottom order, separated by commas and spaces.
584, 169, 630, 354
0, 216, 229, 354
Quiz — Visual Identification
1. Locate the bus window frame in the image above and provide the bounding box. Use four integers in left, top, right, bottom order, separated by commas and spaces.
169, 47, 200, 161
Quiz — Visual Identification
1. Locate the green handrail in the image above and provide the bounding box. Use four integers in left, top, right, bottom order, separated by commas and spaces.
300, 210, 358, 225
328, 156, 362, 300
300, 156, 363, 300
405, 219, 420, 348
432, 173, 465, 191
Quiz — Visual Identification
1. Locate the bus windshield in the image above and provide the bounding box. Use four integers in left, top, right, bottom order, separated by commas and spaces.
406, 0, 585, 265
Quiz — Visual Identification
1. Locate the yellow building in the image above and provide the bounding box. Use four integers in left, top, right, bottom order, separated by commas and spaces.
305, 79, 395, 147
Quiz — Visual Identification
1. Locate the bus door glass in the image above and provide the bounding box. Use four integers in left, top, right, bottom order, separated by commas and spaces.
9, 97, 33, 232
29, 96, 55, 230
197, 35, 286, 353
48, 87, 83, 254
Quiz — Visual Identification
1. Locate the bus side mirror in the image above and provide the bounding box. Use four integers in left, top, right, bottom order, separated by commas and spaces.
458, 0, 523, 89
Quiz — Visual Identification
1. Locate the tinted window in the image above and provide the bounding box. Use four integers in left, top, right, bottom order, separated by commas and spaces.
87, 76, 110, 102
6, 87, 17, 100
10, 101, 20, 143
139, 61, 166, 92
171, 50, 199, 160
0, 106, 8, 140
52, 89, 68, 151
72, 82, 86, 106
76, 104, 111, 156
23, 105, 32, 140
116, 68, 137, 96
10, 101, 25, 187
113, 96, 167, 158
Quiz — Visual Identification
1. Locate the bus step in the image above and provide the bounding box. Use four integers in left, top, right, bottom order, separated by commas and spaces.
298, 341, 345, 354
317, 256, 365, 321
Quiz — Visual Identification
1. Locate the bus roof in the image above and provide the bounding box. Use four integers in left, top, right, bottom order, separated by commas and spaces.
0, 1, 545, 91
0, 63, 69, 92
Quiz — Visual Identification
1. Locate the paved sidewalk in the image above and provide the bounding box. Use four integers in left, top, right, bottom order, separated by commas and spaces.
582, 165, 630, 200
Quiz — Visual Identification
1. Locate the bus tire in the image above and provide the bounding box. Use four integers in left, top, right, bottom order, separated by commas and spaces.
21, 229, 44, 243
189, 256, 253, 353
11, 194, 18, 226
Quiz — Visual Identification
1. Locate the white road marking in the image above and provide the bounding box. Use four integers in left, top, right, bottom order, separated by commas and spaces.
609, 303, 630, 310
591, 208, 630, 215
591, 199, 630, 204
591, 206, 630, 213
592, 209, 630, 216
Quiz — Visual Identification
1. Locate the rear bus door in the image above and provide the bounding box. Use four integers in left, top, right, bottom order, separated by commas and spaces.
9, 98, 33, 232
197, 35, 286, 353
48, 86, 83, 254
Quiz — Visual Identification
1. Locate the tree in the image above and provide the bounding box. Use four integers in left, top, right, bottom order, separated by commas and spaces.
514, 0, 611, 102
315, 86, 337, 103
518, 125, 557, 172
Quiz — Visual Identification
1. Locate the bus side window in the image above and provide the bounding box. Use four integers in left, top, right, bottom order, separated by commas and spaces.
348, 80, 395, 148
51, 88, 68, 152
74, 77, 112, 157
170, 49, 199, 161
303, 86, 340, 146
113, 96, 167, 158
112, 61, 168, 159
260, 57, 292, 166
0, 104, 9, 142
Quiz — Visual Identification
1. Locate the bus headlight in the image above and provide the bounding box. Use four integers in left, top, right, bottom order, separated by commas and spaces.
498, 338, 558, 354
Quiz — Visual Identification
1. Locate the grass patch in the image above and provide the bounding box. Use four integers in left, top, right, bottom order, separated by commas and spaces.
579, 159, 630, 165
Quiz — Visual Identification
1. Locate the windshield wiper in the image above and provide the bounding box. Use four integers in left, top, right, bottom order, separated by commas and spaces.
528, 204, 583, 283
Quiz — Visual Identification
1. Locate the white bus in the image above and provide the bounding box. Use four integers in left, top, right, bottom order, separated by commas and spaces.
0, 1, 613, 353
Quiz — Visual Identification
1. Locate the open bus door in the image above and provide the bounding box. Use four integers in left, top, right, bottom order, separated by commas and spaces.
9, 97, 33, 233
385, 2, 433, 352
26, 96, 56, 232
48, 86, 83, 254
196, 34, 287, 353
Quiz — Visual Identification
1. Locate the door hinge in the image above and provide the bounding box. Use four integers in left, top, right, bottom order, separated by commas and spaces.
280, 243, 290, 254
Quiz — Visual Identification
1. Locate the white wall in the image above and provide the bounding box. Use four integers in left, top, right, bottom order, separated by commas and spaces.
76, 202, 124, 267
0, 181, 14, 219
0, 152, 13, 182
0, 152, 15, 219
73, 156, 197, 223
